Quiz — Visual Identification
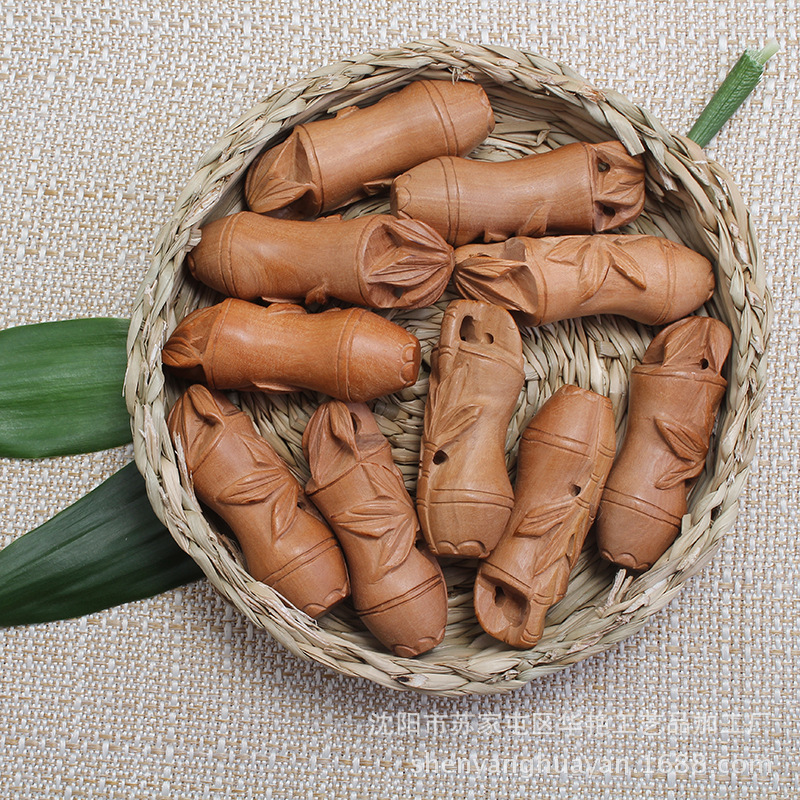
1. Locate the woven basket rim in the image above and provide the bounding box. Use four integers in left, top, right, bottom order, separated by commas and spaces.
125, 39, 772, 696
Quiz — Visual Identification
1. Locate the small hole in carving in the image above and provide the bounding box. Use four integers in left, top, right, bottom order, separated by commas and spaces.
393, 287, 405, 298
571, 484, 582, 496
491, 583, 525, 625
460, 315, 493, 344
598, 160, 610, 172
460, 316, 478, 342
433, 450, 448, 465
350, 413, 360, 432
700, 358, 709, 369
602, 204, 616, 217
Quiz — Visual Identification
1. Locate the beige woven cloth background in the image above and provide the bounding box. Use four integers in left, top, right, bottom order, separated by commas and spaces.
0, 1, 796, 797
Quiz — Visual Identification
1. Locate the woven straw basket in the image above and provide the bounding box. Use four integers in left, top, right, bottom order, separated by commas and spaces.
125, 40, 770, 696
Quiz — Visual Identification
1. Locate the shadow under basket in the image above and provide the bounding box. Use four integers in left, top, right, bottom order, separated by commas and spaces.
125, 40, 770, 696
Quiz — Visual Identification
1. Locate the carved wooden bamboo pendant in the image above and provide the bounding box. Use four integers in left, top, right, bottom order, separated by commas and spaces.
187, 211, 454, 310
303, 401, 448, 657
417, 300, 524, 558
162, 298, 420, 403
597, 317, 732, 571
245, 79, 495, 217
391, 141, 646, 246
474, 385, 615, 648
168, 385, 350, 618
453, 234, 715, 326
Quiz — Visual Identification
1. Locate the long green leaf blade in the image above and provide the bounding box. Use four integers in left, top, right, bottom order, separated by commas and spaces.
0, 461, 204, 626
0, 317, 133, 458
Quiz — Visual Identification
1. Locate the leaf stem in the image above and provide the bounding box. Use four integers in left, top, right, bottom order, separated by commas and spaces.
688, 39, 779, 148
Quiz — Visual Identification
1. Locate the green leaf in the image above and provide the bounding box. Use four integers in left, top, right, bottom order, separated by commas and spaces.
687, 40, 779, 148
0, 317, 133, 458
0, 461, 204, 626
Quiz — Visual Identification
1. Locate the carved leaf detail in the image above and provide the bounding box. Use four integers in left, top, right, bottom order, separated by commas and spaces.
436, 404, 482, 448
218, 463, 295, 512
655, 463, 705, 491
658, 318, 730, 373
548, 236, 646, 301
271, 487, 299, 536
328, 465, 416, 571
364, 458, 409, 498
453, 257, 534, 315
660, 321, 705, 368
654, 417, 709, 490
366, 219, 452, 288
424, 360, 482, 449
162, 331, 204, 367
532, 534, 578, 589
592, 144, 645, 207
519, 202, 552, 237
608, 238, 647, 289
515, 498, 590, 595
366, 258, 428, 287
655, 417, 707, 462
367, 253, 436, 286
262, 302, 307, 316
256, 178, 313, 211
593, 143, 639, 169
215, 434, 298, 532
547, 236, 586, 265
578, 239, 610, 300
325, 401, 359, 457
387, 218, 444, 251
335, 499, 402, 537
433, 403, 482, 450
528, 560, 569, 608
544, 507, 591, 570
614, 173, 646, 188
514, 499, 572, 537
250, 132, 316, 212
362, 178, 392, 195
303, 283, 330, 305
598, 183, 645, 207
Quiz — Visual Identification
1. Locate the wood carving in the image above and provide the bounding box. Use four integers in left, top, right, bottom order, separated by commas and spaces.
162, 298, 421, 403
453, 234, 715, 326
474, 385, 615, 648
167, 385, 350, 618
391, 141, 645, 246
417, 299, 524, 558
303, 401, 448, 657
596, 316, 732, 570
246, 79, 494, 217
187, 211, 454, 310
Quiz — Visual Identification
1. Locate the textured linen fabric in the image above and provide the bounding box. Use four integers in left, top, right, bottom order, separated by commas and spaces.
0, 2, 797, 797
